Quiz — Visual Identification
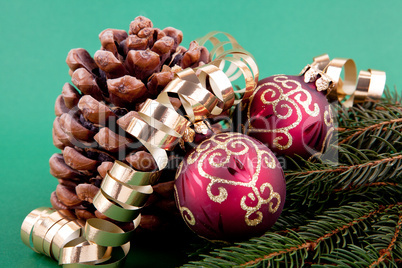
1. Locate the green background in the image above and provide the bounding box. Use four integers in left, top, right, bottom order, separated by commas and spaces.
1, 0, 402, 267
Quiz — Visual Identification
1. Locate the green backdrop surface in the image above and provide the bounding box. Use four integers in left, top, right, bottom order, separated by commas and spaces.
1, 0, 402, 267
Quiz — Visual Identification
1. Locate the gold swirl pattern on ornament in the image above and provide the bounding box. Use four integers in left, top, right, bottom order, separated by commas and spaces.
306, 54, 386, 107
246, 75, 320, 150
21, 32, 259, 267
179, 207, 196, 226
173, 185, 196, 226
241, 183, 281, 226
186, 133, 279, 226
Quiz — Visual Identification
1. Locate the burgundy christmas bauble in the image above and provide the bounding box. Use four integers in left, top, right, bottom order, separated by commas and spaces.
174, 133, 286, 241
245, 75, 334, 158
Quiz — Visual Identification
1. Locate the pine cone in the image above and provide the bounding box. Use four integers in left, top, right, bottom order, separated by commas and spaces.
49, 16, 210, 231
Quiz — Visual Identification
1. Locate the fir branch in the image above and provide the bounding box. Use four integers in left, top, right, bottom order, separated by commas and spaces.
337, 103, 402, 130
337, 117, 402, 145
335, 90, 402, 153
315, 205, 402, 268
332, 182, 399, 192
382, 86, 402, 106
286, 150, 402, 178
269, 212, 310, 233
330, 182, 402, 207
336, 119, 402, 153
283, 150, 402, 214
182, 202, 400, 268
367, 208, 402, 267
286, 150, 402, 189
303, 153, 402, 183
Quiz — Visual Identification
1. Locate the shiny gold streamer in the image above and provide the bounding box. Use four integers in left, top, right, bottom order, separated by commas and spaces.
196, 32, 259, 103
21, 32, 258, 267
302, 54, 386, 107
21, 207, 141, 267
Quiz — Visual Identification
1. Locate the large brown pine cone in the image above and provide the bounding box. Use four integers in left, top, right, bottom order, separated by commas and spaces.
50, 16, 210, 232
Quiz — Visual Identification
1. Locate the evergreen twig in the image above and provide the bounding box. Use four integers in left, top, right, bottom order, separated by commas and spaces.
368, 213, 402, 267
315, 205, 402, 268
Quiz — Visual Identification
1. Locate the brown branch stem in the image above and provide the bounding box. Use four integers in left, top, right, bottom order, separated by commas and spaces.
375, 106, 402, 111
275, 228, 300, 235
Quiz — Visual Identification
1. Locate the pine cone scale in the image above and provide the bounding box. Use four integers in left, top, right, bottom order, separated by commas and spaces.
77, 95, 115, 125
62, 83, 81, 109
66, 48, 98, 73
71, 68, 104, 101
63, 146, 99, 171
94, 50, 128, 78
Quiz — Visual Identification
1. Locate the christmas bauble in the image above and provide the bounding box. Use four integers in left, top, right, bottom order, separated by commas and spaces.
245, 75, 334, 158
174, 132, 286, 241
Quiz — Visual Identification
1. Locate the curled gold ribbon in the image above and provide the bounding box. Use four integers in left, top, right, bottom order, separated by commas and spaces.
21, 207, 140, 267
303, 54, 386, 107
196, 32, 259, 104
22, 32, 258, 267
21, 208, 84, 261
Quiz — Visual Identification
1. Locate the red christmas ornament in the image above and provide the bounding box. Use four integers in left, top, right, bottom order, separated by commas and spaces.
174, 133, 286, 242
245, 75, 334, 158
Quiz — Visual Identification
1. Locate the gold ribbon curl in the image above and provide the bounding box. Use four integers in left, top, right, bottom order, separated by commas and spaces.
21, 207, 141, 266
21, 32, 258, 267
301, 54, 386, 107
